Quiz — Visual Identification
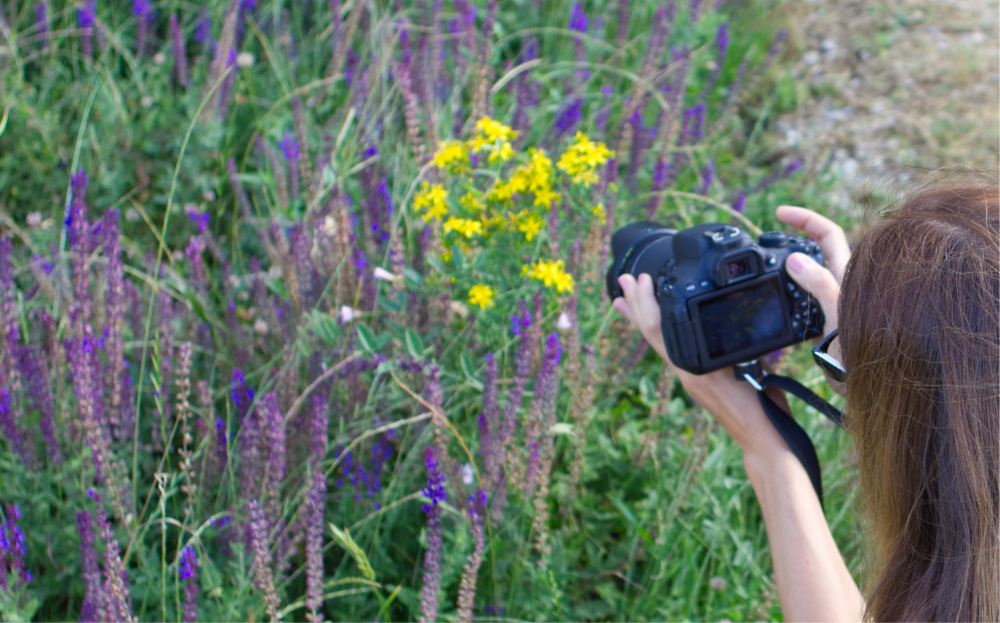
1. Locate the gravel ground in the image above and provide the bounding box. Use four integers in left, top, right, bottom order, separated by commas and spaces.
775, 0, 999, 210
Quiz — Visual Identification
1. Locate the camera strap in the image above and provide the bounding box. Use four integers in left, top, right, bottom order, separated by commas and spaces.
738, 364, 844, 507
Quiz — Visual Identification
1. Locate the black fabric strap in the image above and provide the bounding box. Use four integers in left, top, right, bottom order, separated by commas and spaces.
753, 375, 844, 507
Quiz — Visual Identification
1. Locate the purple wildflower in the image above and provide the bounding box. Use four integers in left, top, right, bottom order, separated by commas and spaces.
456, 490, 487, 621
195, 9, 211, 45
79, 1, 96, 59
133, 0, 152, 58
260, 393, 286, 528
699, 160, 715, 195
77, 510, 104, 622
248, 499, 280, 621
17, 346, 62, 463
93, 494, 134, 621
35, 3, 49, 49
278, 130, 300, 161
178, 545, 199, 623
420, 445, 446, 622
478, 353, 501, 495
569, 3, 588, 33
170, 14, 190, 88
732, 191, 746, 213
555, 97, 584, 135
305, 396, 328, 622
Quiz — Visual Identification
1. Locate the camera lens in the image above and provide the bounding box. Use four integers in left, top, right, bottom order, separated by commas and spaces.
729, 260, 749, 278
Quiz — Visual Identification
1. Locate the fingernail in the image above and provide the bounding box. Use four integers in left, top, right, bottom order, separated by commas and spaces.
787, 253, 806, 274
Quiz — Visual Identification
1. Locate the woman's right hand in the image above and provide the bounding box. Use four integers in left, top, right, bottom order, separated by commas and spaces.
775, 206, 851, 388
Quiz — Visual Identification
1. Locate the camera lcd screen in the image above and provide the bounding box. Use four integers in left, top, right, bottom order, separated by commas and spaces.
696, 278, 788, 359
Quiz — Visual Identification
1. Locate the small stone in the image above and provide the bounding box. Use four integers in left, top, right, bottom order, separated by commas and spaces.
709, 577, 728, 591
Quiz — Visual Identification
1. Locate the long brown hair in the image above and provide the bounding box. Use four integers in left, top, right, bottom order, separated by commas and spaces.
839, 181, 1000, 621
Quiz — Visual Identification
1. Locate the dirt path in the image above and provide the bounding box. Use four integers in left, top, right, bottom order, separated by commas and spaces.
776, 0, 999, 210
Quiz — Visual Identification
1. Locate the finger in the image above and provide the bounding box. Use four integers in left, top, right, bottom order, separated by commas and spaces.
775, 206, 851, 282
612, 297, 634, 323
618, 273, 637, 300
635, 274, 663, 327
786, 252, 840, 330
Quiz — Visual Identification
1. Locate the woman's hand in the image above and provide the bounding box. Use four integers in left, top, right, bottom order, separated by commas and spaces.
775, 206, 852, 391
774, 205, 851, 334
612, 273, 789, 457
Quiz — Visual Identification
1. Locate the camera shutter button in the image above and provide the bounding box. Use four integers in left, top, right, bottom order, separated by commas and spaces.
759, 232, 788, 248
684, 282, 696, 292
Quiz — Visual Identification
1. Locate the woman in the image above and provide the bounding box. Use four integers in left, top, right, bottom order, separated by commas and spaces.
613, 181, 999, 621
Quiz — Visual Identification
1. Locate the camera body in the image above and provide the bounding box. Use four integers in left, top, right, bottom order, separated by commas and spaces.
607, 222, 826, 374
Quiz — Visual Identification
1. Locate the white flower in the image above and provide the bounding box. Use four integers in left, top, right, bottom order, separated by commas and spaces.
556, 312, 573, 332
339, 305, 355, 323
254, 318, 269, 335
26, 212, 42, 227
449, 300, 469, 318
140, 96, 154, 108
460, 463, 475, 485
322, 215, 337, 236
236, 52, 255, 68
152, 52, 166, 66
373, 266, 397, 281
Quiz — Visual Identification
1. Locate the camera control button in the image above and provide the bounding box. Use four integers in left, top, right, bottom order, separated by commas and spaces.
684, 282, 696, 292
786, 282, 798, 292
699, 280, 710, 289
792, 291, 804, 300
759, 232, 788, 248
767, 256, 777, 266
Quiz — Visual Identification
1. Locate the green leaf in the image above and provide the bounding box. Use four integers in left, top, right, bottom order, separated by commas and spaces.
310, 311, 342, 346
404, 328, 425, 359
328, 524, 376, 581
638, 376, 658, 409
460, 352, 483, 391
356, 324, 378, 353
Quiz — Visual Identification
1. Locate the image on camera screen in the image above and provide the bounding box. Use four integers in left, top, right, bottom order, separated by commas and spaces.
696, 278, 788, 360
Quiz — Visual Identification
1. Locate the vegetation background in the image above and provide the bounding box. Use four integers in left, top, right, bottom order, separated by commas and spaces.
0, 0, 994, 621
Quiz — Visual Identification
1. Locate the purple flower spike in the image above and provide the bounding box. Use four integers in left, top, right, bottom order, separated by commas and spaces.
569, 3, 588, 32
195, 9, 211, 45
732, 191, 746, 213
420, 445, 446, 622
715, 23, 729, 57
35, 3, 49, 49
79, 1, 96, 28
178, 545, 199, 623
278, 129, 300, 162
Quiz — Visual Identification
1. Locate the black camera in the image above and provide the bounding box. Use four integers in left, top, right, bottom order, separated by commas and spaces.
606, 221, 826, 374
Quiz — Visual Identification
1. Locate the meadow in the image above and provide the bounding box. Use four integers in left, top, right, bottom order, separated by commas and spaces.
0, 0, 860, 620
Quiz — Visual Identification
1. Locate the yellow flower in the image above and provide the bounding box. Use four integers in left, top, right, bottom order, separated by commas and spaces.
592, 203, 606, 225
533, 187, 561, 208
489, 174, 528, 204
526, 259, 575, 294
474, 117, 518, 143
511, 210, 544, 242
433, 140, 470, 174
557, 132, 614, 187
443, 217, 483, 239
413, 182, 449, 221
468, 284, 495, 309
460, 191, 485, 213
488, 141, 515, 164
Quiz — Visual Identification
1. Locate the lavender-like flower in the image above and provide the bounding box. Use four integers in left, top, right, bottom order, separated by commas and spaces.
77, 510, 104, 622
170, 14, 191, 88
195, 8, 211, 46
1, 505, 28, 589
103, 210, 127, 443
732, 191, 747, 213
645, 155, 669, 219
178, 545, 199, 623
248, 498, 281, 621
226, 158, 253, 220
419, 445, 446, 623
35, 3, 49, 50
92, 493, 135, 622
79, 1, 96, 60
278, 130, 301, 200
699, 160, 715, 195
456, 490, 487, 622
17, 346, 62, 463
702, 23, 729, 97
133, 0, 151, 58
305, 396, 328, 622
260, 393, 286, 528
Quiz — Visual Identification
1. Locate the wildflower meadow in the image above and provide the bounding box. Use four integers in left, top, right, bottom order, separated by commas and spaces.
0, 0, 860, 620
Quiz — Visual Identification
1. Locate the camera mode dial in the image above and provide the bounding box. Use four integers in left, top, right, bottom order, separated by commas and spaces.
758, 231, 788, 248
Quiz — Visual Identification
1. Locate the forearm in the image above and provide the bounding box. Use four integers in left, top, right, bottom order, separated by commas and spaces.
744, 450, 864, 622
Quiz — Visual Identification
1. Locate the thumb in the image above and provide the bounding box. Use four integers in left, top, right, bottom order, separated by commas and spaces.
786, 252, 839, 327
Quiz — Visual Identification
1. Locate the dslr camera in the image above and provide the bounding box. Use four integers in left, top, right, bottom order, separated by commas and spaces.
607, 222, 826, 374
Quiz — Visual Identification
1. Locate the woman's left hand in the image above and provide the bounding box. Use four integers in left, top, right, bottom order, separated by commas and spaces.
613, 273, 789, 458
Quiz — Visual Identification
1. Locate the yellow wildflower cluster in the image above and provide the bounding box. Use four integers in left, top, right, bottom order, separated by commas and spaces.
557, 132, 614, 187
443, 217, 483, 239
433, 140, 471, 174
510, 209, 544, 242
413, 182, 449, 221
470, 117, 518, 164
526, 259, 575, 294
468, 284, 495, 309
591, 203, 606, 225
489, 147, 560, 209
